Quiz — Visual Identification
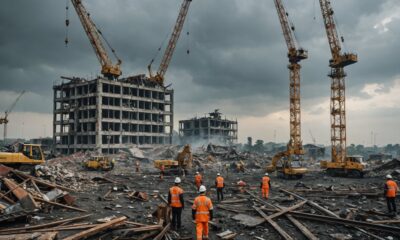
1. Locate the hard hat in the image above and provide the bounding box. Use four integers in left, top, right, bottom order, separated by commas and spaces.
217, 173, 221, 176
265, 173, 269, 176
175, 177, 181, 184
196, 171, 199, 174
386, 174, 393, 179
199, 185, 206, 193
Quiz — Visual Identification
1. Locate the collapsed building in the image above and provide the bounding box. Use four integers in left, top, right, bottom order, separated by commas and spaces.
179, 109, 238, 145
53, 75, 174, 154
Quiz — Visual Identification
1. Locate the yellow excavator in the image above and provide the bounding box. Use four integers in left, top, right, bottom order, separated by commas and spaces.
83, 156, 115, 171
0, 143, 45, 168
154, 145, 193, 175
267, 147, 307, 179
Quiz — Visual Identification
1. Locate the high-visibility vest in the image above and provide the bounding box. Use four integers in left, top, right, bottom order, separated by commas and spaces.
192, 195, 213, 222
195, 174, 202, 184
216, 176, 224, 188
262, 176, 270, 189
170, 186, 183, 208
386, 180, 398, 198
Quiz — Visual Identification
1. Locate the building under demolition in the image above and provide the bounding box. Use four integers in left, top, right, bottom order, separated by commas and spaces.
179, 110, 238, 144
53, 75, 173, 154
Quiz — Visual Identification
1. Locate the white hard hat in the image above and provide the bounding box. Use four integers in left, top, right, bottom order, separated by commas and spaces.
199, 185, 206, 193
175, 177, 181, 184
386, 174, 393, 179
265, 173, 269, 176
217, 173, 220, 176
196, 171, 199, 174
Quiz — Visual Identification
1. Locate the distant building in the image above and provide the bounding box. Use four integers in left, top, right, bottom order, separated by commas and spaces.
304, 144, 325, 160
30, 137, 53, 152
179, 109, 238, 145
368, 153, 392, 161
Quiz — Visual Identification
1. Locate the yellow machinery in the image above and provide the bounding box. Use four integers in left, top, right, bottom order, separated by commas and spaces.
83, 156, 115, 171
154, 145, 193, 175
147, 0, 192, 85
68, 0, 122, 80
0, 144, 45, 167
266, 0, 308, 178
318, 1, 363, 177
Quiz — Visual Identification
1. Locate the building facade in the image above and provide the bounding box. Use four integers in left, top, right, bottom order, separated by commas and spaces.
179, 110, 238, 144
53, 75, 173, 154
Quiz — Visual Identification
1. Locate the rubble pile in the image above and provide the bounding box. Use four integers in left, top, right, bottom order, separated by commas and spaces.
367, 158, 400, 178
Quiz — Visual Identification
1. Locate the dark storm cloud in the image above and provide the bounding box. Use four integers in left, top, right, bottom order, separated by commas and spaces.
0, 0, 398, 117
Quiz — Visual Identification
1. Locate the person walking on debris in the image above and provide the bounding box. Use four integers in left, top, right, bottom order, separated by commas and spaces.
195, 172, 203, 190
159, 164, 165, 180
215, 173, 225, 202
261, 173, 271, 199
384, 174, 398, 216
237, 178, 246, 193
168, 177, 185, 230
192, 185, 214, 240
135, 160, 140, 173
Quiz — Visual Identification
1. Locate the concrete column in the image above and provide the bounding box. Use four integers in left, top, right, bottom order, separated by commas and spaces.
96, 79, 103, 153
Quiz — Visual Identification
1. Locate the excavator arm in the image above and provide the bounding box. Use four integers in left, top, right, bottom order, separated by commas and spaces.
148, 0, 192, 85
70, 0, 121, 79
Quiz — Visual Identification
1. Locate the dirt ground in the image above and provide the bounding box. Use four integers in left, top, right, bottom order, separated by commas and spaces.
3, 163, 398, 240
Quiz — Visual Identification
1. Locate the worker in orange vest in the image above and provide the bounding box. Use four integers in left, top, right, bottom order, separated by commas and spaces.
168, 177, 185, 230
260, 173, 271, 199
237, 178, 247, 193
215, 173, 225, 202
195, 172, 203, 190
192, 185, 213, 240
384, 174, 398, 215
160, 165, 165, 180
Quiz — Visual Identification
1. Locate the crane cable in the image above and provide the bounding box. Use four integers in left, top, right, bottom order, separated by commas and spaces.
65, 0, 70, 46
148, 32, 170, 69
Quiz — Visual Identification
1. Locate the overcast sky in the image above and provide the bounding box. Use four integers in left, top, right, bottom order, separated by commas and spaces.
0, 0, 399, 146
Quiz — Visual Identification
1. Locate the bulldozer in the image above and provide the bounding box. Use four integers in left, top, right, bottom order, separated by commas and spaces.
83, 156, 115, 171
153, 144, 193, 175
266, 148, 307, 179
320, 154, 366, 178
0, 143, 45, 168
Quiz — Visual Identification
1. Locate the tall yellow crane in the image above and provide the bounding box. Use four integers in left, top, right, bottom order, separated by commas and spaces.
148, 0, 192, 85
318, 0, 365, 177
0, 90, 25, 141
267, 0, 307, 179
69, 0, 122, 79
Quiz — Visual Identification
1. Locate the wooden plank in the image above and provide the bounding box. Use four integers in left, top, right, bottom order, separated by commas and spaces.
0, 232, 58, 240
285, 214, 318, 240
267, 201, 307, 219
0, 178, 30, 200
128, 225, 163, 233
12, 170, 74, 192
253, 206, 293, 240
371, 219, 400, 224
153, 222, 170, 240
33, 197, 87, 212
63, 216, 127, 240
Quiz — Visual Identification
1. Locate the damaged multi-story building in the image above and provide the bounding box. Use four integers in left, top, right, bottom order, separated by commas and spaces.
53, 75, 173, 154
179, 109, 238, 145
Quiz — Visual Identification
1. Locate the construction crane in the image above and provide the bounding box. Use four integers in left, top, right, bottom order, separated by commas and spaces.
69, 0, 122, 80
309, 129, 316, 145
318, 0, 365, 177
148, 0, 192, 85
266, 0, 308, 179
0, 90, 25, 141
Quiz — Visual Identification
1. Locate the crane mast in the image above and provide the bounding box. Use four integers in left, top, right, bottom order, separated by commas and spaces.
319, 0, 357, 164
70, 0, 121, 79
0, 90, 25, 141
273, 0, 308, 154
148, 0, 192, 85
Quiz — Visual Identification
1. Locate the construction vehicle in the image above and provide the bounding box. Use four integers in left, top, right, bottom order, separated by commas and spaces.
0, 143, 45, 167
266, 0, 308, 178
83, 156, 115, 171
154, 145, 193, 175
68, 0, 122, 79
0, 91, 25, 141
318, 0, 363, 177
147, 0, 192, 85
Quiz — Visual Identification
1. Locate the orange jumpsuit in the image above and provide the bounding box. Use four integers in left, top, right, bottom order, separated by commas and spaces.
192, 194, 213, 240
261, 176, 270, 199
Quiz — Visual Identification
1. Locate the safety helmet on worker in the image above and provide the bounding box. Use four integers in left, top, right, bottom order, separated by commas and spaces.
199, 185, 206, 193
196, 171, 199, 175
175, 177, 181, 184
386, 174, 393, 179
265, 173, 269, 176
217, 173, 221, 176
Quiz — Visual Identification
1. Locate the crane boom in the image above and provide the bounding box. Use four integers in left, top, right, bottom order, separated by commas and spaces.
273, 0, 307, 153
319, 0, 357, 164
70, 0, 121, 79
0, 90, 25, 141
149, 0, 192, 85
